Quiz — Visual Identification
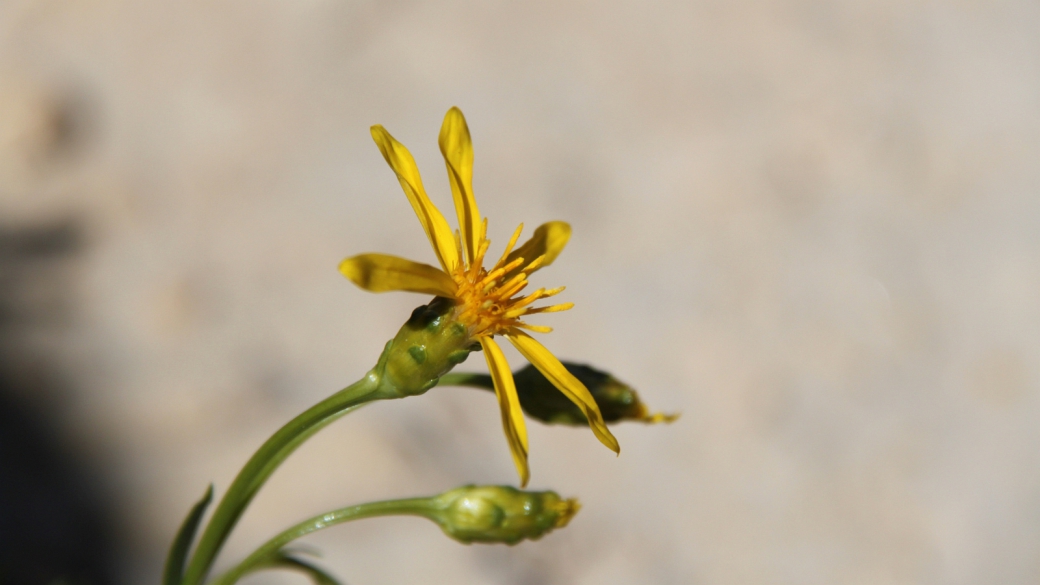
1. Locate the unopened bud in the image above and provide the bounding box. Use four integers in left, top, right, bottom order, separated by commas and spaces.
376, 297, 478, 397
512, 363, 679, 426
430, 485, 580, 545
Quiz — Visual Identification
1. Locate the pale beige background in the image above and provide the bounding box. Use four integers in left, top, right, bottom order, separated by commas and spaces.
2, 1, 1039, 584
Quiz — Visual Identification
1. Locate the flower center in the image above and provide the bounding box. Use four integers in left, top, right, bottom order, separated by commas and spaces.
449, 224, 570, 339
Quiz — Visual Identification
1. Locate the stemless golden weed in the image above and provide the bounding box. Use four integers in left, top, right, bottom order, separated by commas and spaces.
167, 109, 653, 585
340, 107, 619, 485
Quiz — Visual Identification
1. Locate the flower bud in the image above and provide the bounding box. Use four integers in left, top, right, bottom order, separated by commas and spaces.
430, 485, 579, 545
511, 363, 678, 426
376, 297, 478, 397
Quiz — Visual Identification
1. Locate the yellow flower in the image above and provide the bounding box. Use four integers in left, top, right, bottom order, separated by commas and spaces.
340, 107, 619, 486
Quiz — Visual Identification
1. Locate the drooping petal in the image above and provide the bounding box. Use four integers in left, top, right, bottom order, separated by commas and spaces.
507, 330, 620, 454
370, 125, 461, 272
438, 107, 481, 265
339, 253, 457, 297
480, 336, 530, 487
504, 221, 571, 278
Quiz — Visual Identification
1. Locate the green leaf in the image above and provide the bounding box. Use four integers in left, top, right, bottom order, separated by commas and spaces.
254, 550, 341, 585
163, 484, 214, 585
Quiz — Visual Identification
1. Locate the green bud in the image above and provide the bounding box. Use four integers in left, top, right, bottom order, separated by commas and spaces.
429, 485, 580, 545
443, 362, 678, 426
375, 297, 478, 398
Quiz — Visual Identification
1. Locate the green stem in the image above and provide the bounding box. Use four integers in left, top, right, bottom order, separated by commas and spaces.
209, 497, 436, 585
182, 372, 390, 585
437, 372, 493, 389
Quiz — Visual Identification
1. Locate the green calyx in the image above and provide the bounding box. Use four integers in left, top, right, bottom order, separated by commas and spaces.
429, 485, 580, 545
375, 297, 478, 398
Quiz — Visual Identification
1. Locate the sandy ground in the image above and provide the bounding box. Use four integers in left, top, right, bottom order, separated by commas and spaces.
1, 1, 1039, 584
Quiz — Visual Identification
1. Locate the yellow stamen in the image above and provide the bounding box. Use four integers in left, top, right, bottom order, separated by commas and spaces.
481, 257, 526, 288
516, 323, 553, 333
493, 275, 529, 300
502, 288, 547, 314
454, 230, 464, 265
469, 237, 491, 280
517, 302, 574, 316
492, 223, 525, 270
540, 286, 566, 298
520, 254, 546, 274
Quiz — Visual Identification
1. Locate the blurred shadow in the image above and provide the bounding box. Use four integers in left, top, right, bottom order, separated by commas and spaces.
0, 220, 116, 585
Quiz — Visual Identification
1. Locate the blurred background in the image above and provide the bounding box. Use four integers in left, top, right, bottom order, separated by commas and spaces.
1, 1, 1039, 584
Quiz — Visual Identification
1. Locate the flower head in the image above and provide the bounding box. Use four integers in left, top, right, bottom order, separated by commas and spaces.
340, 107, 619, 485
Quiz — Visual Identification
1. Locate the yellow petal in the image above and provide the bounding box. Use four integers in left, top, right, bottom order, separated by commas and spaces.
370, 125, 461, 272
339, 253, 457, 297
504, 221, 571, 278
507, 330, 620, 454
480, 336, 530, 487
438, 107, 481, 265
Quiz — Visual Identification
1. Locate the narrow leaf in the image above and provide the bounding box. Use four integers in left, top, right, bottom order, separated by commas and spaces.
254, 550, 341, 585
163, 484, 214, 585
